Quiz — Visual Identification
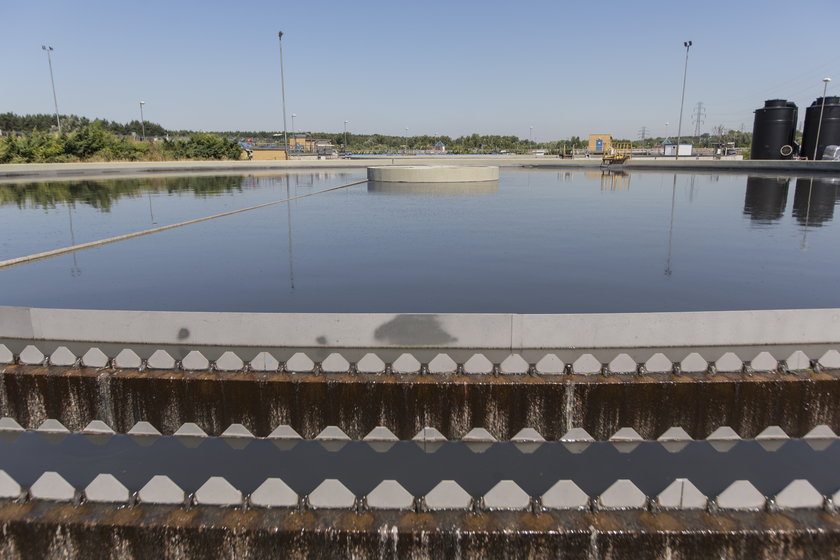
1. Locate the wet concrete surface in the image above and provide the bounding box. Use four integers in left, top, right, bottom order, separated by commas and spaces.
2, 365, 839, 440
1, 501, 839, 559
0, 433, 838, 498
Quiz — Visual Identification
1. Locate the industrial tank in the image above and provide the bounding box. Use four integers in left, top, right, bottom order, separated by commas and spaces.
750, 99, 797, 160
801, 96, 840, 160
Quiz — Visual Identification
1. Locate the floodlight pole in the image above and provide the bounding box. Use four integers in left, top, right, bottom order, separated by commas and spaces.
813, 77, 832, 160
675, 40, 692, 160
42, 45, 61, 133
278, 31, 289, 158
139, 101, 146, 139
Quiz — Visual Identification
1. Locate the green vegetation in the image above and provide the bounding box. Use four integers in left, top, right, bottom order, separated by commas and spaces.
0, 111, 753, 162
0, 122, 241, 164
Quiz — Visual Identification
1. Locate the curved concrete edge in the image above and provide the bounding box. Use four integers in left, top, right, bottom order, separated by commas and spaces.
367, 165, 499, 183
2, 306, 837, 352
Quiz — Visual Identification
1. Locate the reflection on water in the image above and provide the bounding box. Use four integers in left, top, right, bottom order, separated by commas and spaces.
367, 180, 499, 195
793, 177, 840, 227
743, 177, 789, 223
0, 176, 246, 211
3, 170, 840, 313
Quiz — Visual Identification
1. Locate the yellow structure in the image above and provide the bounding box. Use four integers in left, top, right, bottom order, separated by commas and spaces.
248, 148, 288, 161
602, 142, 632, 165
588, 134, 612, 154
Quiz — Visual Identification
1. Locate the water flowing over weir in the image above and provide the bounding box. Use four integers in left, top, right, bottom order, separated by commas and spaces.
0, 305, 840, 558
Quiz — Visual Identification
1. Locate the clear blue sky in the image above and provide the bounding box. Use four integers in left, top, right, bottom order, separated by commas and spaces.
3, 0, 839, 140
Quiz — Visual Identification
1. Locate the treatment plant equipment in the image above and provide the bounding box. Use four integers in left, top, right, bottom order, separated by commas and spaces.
750, 99, 798, 160
802, 96, 840, 160
2, 166, 840, 558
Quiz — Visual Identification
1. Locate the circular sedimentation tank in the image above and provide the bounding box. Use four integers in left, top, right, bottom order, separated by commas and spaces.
366, 165, 499, 183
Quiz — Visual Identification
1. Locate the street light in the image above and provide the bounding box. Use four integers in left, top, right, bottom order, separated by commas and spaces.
813, 77, 832, 160
291, 113, 297, 151
139, 101, 146, 139
278, 32, 289, 157
344, 120, 349, 153
41, 45, 61, 133
675, 40, 692, 160
530, 125, 534, 152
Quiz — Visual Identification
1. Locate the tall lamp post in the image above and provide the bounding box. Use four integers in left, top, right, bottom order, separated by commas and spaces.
675, 40, 692, 160
344, 120, 349, 153
139, 101, 146, 139
813, 77, 832, 160
41, 45, 61, 133
278, 31, 289, 157
530, 125, 534, 152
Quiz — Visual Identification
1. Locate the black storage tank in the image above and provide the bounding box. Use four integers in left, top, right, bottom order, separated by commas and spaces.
801, 96, 840, 160
751, 99, 798, 160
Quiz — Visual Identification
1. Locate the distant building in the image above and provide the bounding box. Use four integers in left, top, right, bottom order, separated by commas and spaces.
663, 142, 692, 156
431, 141, 446, 153
588, 134, 612, 154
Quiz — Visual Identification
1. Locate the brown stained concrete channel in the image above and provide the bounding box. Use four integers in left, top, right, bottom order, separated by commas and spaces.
1, 502, 839, 559
2, 365, 839, 440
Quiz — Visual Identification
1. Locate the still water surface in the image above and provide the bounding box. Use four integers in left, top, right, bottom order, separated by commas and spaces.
1, 170, 838, 313
0, 433, 837, 497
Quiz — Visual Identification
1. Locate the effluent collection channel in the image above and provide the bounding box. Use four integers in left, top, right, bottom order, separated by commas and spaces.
1, 166, 840, 559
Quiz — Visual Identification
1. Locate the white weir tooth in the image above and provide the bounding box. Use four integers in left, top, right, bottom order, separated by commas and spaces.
84, 474, 129, 504
366, 480, 414, 510
194, 476, 243, 506
363, 426, 399, 441
462, 428, 496, 442
412, 427, 447, 442
541, 480, 589, 510
0, 418, 25, 432
716, 480, 766, 511
560, 428, 594, 442
609, 427, 643, 441
36, 419, 70, 433
510, 428, 545, 442
315, 426, 351, 440
598, 479, 647, 509
755, 426, 790, 440
127, 421, 162, 436
707, 426, 741, 440
308, 479, 355, 509
707, 426, 741, 452
82, 420, 115, 434
0, 470, 22, 499
250, 478, 298, 508
30, 472, 75, 502
424, 481, 472, 511
482, 480, 530, 511
804, 425, 838, 439
220, 424, 254, 438
657, 427, 693, 441
656, 478, 707, 510
173, 423, 208, 437
138, 475, 185, 505
774, 479, 824, 509
267, 425, 302, 440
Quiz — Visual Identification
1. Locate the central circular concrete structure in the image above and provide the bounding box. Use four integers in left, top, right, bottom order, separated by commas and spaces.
367, 165, 499, 183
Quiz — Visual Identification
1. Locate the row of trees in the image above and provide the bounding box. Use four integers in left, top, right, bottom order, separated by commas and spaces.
0, 112, 168, 137
0, 123, 242, 163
